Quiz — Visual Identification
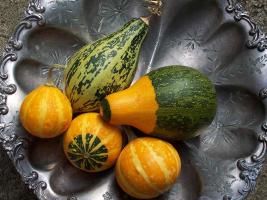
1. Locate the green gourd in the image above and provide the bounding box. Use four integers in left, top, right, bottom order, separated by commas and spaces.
64, 18, 149, 113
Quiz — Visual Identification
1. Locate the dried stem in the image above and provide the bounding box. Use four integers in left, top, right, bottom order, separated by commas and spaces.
145, 0, 163, 16
45, 64, 66, 87
140, 16, 151, 25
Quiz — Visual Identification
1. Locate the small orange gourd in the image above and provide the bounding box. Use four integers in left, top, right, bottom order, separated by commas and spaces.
20, 85, 72, 138
63, 113, 123, 173
115, 137, 181, 199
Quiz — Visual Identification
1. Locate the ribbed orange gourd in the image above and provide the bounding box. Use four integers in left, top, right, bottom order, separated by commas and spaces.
63, 113, 123, 173
20, 85, 72, 138
115, 137, 181, 199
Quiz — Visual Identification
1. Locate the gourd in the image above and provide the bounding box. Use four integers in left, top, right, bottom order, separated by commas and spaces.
64, 18, 149, 113
100, 65, 217, 140
20, 85, 72, 138
115, 137, 181, 199
63, 113, 123, 173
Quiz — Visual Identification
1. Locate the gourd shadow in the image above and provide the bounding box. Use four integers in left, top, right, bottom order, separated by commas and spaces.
28, 136, 65, 171
26, 27, 85, 66
188, 84, 263, 160
49, 157, 115, 195
15, 59, 46, 94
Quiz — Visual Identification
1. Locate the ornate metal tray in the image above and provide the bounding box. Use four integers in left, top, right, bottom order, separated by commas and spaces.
0, 0, 267, 199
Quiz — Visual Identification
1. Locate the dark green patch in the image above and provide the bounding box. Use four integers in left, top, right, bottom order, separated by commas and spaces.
67, 134, 108, 171
148, 66, 217, 140
100, 98, 111, 122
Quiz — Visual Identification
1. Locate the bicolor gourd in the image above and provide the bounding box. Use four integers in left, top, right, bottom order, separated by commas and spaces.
100, 65, 217, 140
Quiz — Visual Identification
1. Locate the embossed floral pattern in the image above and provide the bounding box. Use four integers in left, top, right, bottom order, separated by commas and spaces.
167, 27, 205, 52
90, 0, 145, 38
103, 191, 113, 200
203, 53, 267, 86
236, 54, 267, 74
48, 0, 81, 26
200, 90, 259, 148
99, 0, 131, 25
183, 30, 205, 50
186, 143, 237, 199
91, 0, 132, 37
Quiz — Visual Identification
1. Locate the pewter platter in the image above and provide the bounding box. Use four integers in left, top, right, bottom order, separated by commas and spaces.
1, 0, 267, 199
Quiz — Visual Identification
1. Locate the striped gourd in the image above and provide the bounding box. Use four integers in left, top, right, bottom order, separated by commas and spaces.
116, 137, 181, 199
64, 18, 148, 113
20, 85, 72, 138
63, 113, 122, 173
100, 65, 217, 140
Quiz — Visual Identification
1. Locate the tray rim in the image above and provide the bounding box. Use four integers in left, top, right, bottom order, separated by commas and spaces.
0, 0, 266, 199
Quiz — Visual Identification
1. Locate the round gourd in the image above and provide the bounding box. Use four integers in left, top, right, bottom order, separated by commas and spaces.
63, 113, 123, 173
20, 85, 72, 138
116, 137, 181, 199
100, 65, 217, 140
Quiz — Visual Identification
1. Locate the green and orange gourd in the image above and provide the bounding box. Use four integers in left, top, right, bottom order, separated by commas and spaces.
100, 65, 217, 140
63, 113, 123, 173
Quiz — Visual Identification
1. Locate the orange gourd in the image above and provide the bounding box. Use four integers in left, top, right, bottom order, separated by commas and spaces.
20, 85, 72, 138
100, 76, 158, 133
63, 113, 123, 173
115, 137, 181, 199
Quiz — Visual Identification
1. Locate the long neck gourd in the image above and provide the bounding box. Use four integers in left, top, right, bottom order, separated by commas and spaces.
100, 66, 217, 141
64, 18, 149, 113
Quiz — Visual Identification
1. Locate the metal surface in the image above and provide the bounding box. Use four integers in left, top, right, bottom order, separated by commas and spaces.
0, 0, 267, 199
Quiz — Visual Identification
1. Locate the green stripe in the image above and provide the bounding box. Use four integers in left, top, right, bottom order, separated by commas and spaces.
100, 98, 111, 122
67, 133, 108, 171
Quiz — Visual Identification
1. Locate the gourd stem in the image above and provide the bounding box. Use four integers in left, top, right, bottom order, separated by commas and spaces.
140, 16, 151, 26
45, 64, 66, 87
145, 0, 163, 16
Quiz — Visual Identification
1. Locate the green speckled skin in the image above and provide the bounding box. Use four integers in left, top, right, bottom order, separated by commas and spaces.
148, 66, 217, 140
64, 18, 148, 113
